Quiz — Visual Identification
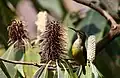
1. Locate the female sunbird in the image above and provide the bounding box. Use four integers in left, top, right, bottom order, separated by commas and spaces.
69, 27, 87, 75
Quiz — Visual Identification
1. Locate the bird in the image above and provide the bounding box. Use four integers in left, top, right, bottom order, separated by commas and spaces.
69, 27, 87, 75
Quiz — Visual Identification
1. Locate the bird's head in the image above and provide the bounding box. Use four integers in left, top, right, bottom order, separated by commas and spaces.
68, 27, 86, 42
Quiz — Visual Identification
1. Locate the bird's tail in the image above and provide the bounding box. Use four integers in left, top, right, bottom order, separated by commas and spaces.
82, 65, 86, 75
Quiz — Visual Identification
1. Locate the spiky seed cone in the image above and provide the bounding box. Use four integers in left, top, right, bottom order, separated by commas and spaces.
87, 35, 96, 62
39, 19, 67, 62
7, 19, 29, 48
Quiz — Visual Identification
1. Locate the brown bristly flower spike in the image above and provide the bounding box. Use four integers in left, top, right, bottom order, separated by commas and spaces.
40, 20, 67, 61
8, 19, 29, 46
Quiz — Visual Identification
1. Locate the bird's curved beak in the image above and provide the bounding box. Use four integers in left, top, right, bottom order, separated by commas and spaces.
68, 27, 83, 36
68, 27, 78, 32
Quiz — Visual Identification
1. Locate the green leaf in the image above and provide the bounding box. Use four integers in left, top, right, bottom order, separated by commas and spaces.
15, 64, 25, 78
0, 42, 23, 78
56, 60, 64, 78
2, 42, 15, 59
58, 60, 76, 78
90, 62, 98, 78
2, 42, 24, 61
90, 62, 103, 78
0, 45, 6, 56
86, 65, 93, 78
62, 60, 77, 78
48, 70, 56, 78
0, 45, 16, 78
14, 70, 23, 78
76, 66, 82, 77
61, 62, 71, 78
8, 0, 20, 7
31, 0, 45, 11
96, 52, 114, 78
39, 60, 51, 78
0, 60, 11, 78
23, 40, 41, 78
15, 55, 25, 77
33, 66, 46, 78
80, 64, 92, 78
